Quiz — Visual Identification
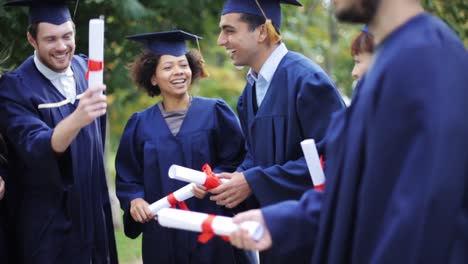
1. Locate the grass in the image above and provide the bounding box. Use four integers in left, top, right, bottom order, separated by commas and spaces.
114, 227, 142, 264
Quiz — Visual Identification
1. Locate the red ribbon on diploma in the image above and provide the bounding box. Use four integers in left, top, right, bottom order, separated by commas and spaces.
315, 155, 325, 191
85, 59, 104, 80
198, 214, 230, 243
167, 193, 189, 210
201, 164, 222, 190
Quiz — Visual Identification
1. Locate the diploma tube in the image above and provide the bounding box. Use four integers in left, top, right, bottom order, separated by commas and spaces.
88, 18, 104, 89
148, 183, 195, 215
301, 139, 325, 190
157, 208, 264, 240
168, 165, 229, 186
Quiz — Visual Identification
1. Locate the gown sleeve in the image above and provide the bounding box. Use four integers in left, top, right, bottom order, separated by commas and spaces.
212, 99, 245, 173
0, 74, 58, 172
262, 189, 322, 259
245, 71, 344, 206
115, 113, 145, 238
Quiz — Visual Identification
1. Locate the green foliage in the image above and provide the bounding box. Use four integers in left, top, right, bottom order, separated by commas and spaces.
114, 227, 142, 264
423, 0, 468, 47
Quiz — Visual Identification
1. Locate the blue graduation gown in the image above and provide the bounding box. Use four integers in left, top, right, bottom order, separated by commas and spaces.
263, 14, 468, 263
0, 56, 117, 263
237, 51, 345, 209
115, 97, 247, 264
0, 162, 7, 262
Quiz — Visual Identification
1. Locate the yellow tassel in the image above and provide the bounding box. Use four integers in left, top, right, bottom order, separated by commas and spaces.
200, 57, 210, 78
265, 19, 281, 44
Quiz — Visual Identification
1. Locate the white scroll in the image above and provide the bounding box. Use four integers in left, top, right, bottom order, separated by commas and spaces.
148, 183, 195, 215
157, 208, 264, 240
88, 18, 104, 89
168, 165, 229, 186
301, 139, 325, 189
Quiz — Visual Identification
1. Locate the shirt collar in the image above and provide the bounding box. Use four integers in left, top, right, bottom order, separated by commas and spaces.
247, 42, 288, 85
33, 51, 73, 80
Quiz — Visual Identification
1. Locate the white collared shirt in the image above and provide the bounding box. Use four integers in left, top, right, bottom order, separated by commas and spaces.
34, 52, 77, 104
247, 42, 288, 107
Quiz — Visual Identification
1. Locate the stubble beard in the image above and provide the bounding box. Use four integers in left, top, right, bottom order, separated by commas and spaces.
335, 0, 381, 24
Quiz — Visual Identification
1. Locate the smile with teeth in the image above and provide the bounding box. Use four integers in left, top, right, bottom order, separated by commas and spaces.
226, 49, 236, 56
171, 79, 186, 84
53, 54, 68, 60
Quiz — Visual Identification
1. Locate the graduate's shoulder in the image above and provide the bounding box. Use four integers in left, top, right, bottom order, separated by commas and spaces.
384, 14, 467, 67
192, 96, 230, 108
0, 57, 35, 94
282, 51, 326, 73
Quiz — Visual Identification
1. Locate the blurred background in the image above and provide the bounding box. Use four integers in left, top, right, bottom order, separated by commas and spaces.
1, 0, 467, 263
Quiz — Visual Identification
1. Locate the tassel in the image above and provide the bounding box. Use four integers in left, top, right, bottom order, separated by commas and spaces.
199, 57, 210, 78
265, 19, 281, 44
196, 38, 210, 78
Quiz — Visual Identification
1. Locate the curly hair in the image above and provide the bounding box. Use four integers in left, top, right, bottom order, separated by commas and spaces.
351, 31, 374, 56
129, 50, 204, 97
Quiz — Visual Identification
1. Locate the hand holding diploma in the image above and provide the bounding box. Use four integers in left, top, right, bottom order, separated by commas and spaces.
157, 208, 264, 244
130, 198, 153, 223
231, 209, 272, 251
209, 171, 251, 208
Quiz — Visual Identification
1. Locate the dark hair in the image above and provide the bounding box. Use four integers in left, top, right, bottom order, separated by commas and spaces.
27, 23, 39, 39
129, 50, 204, 97
239, 13, 281, 35
351, 31, 374, 56
27, 22, 76, 39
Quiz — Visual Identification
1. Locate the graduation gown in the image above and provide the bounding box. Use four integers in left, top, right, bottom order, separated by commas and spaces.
0, 55, 117, 263
263, 13, 468, 263
115, 97, 247, 264
0, 162, 7, 262
237, 51, 345, 209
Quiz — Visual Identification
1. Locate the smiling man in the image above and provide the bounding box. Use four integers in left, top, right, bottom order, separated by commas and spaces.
229, 0, 468, 263
0, 1, 117, 263
211, 0, 344, 213
210, 0, 345, 263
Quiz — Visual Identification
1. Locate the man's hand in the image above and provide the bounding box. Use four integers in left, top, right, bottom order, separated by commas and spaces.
130, 198, 154, 223
51, 85, 107, 153
73, 84, 107, 128
0, 176, 5, 200
209, 172, 251, 208
192, 184, 208, 199
230, 209, 272, 251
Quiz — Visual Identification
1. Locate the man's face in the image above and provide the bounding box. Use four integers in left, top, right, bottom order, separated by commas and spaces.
28, 21, 76, 73
217, 13, 262, 68
333, 0, 380, 24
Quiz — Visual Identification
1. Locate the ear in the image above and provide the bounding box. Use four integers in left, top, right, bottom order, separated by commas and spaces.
150, 73, 158, 86
27, 32, 38, 50
257, 24, 268, 43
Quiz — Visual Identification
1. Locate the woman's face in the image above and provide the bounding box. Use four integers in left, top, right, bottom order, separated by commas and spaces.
352, 51, 373, 80
151, 54, 192, 98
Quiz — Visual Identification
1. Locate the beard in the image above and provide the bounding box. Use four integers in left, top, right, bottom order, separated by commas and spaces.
335, 0, 381, 24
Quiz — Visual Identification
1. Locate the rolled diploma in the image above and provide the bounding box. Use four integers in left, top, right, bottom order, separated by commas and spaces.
300, 139, 325, 187
157, 208, 264, 241
88, 19, 104, 88
168, 165, 229, 185
148, 183, 195, 215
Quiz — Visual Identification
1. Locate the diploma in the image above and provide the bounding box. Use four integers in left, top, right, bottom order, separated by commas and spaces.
168, 164, 228, 189
148, 183, 194, 215
301, 139, 325, 191
88, 18, 104, 88
157, 208, 264, 243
